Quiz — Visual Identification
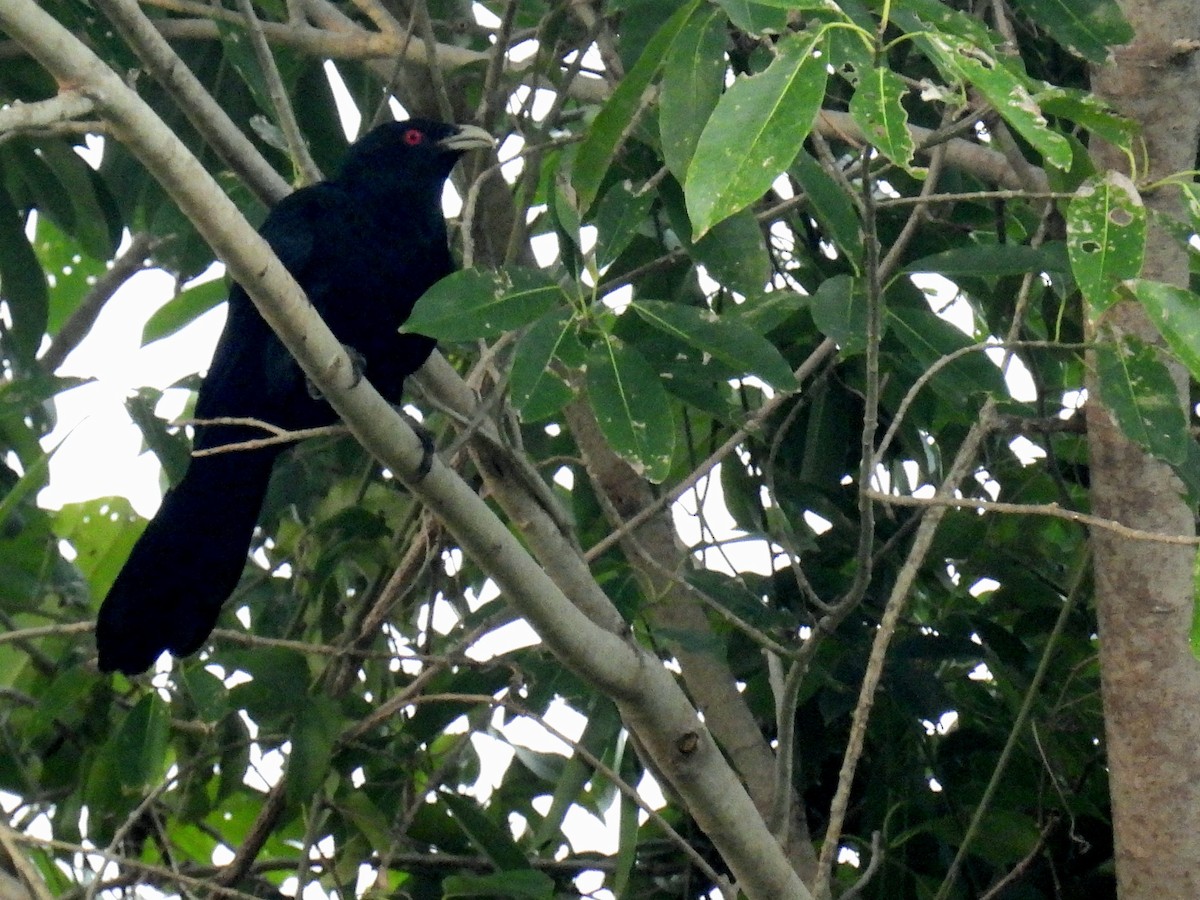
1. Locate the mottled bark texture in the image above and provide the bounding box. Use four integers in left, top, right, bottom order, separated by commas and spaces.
1087, 3, 1200, 896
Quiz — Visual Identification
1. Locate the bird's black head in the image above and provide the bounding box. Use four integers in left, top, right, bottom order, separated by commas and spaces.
336, 119, 493, 192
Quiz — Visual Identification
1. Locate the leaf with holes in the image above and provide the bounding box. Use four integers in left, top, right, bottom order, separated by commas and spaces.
923, 32, 1072, 171
1067, 172, 1145, 314
850, 65, 918, 174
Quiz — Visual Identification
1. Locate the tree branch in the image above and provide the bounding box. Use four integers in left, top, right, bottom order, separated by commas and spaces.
0, 4, 809, 896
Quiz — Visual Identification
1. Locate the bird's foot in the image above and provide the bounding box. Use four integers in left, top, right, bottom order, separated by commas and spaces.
400, 408, 436, 482
307, 344, 366, 400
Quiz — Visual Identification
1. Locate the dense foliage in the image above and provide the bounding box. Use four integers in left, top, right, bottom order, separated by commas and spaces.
1, 0, 1192, 897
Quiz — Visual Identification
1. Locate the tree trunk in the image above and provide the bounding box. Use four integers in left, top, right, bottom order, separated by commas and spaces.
1087, 2, 1200, 895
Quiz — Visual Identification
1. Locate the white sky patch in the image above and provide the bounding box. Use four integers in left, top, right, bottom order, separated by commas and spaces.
601, 284, 632, 314
468, 616, 541, 661
1009, 434, 1046, 464
473, 2, 501, 27
323, 61, 361, 140
39, 266, 227, 516
498, 132, 526, 182
804, 510, 833, 535
913, 272, 974, 335
989, 343, 1036, 401
1061, 388, 1087, 416
530, 230, 560, 267
673, 467, 780, 576
970, 577, 1000, 596
969, 662, 995, 682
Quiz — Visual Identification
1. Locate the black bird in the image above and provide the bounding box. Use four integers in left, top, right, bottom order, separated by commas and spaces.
96, 119, 493, 675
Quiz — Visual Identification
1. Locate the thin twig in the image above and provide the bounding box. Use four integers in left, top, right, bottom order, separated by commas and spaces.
94, 0, 290, 205
872, 340, 1091, 468
409, 0, 455, 123
40, 232, 158, 372
0, 621, 93, 645
933, 551, 1090, 900
813, 202, 1061, 895
867, 491, 1200, 545
233, 0, 321, 183
213, 779, 287, 887
0, 91, 93, 132
0, 821, 53, 900
585, 339, 837, 561
187, 419, 348, 456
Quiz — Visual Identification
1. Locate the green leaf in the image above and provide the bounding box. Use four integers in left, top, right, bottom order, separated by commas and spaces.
849, 65, 918, 174
887, 306, 1005, 398
810, 275, 867, 355
614, 789, 638, 896
686, 28, 829, 237
1067, 172, 1145, 314
590, 180, 654, 271
691, 208, 773, 296
688, 569, 781, 628
0, 183, 48, 365
441, 792, 529, 871
52, 497, 144, 595
531, 699, 621, 849
631, 300, 796, 390
404, 267, 563, 341
214, 20, 300, 127
660, 6, 727, 181
572, 0, 700, 213
586, 336, 675, 482
659, 178, 772, 294
739, 0, 847, 6
790, 151, 863, 263
1128, 280, 1200, 384
891, 0, 1000, 52
922, 33, 1072, 170
1181, 182, 1200, 232
0, 434, 60, 534
110, 693, 170, 791
442, 870, 555, 899
1038, 87, 1137, 150
32, 211, 109, 336
124, 388, 193, 486
905, 243, 1071, 278
286, 696, 340, 805
715, 0, 787, 35
142, 277, 228, 345
1094, 333, 1189, 466
1008, 0, 1133, 63
509, 309, 577, 421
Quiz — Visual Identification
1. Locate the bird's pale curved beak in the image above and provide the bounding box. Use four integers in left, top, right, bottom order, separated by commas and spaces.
439, 124, 495, 153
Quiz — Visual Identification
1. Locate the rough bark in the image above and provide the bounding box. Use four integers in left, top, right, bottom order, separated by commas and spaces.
1086, 3, 1200, 895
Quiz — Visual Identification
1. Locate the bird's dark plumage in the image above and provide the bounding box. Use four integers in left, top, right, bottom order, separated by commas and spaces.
96, 119, 492, 675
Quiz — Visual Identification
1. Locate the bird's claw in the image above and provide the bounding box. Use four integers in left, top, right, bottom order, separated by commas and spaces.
307, 344, 366, 399
400, 409, 436, 482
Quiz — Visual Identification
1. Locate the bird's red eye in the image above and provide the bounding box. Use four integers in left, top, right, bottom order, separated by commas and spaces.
403, 129, 425, 146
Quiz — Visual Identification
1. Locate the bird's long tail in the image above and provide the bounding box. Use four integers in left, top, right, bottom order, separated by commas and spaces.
96, 445, 279, 674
